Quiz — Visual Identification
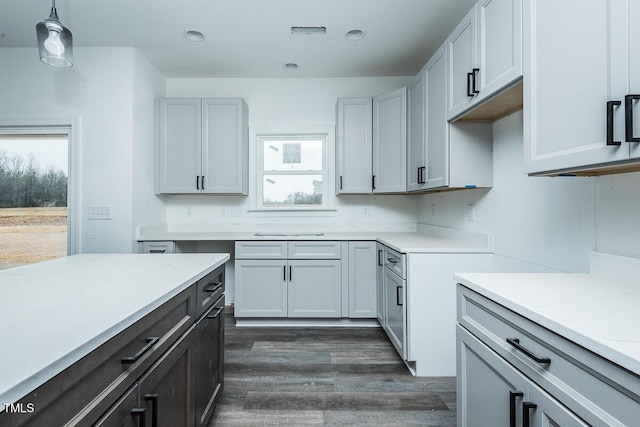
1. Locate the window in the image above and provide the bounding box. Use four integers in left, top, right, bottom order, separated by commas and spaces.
257, 134, 328, 210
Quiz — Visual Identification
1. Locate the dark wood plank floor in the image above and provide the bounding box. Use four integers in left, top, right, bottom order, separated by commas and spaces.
209, 313, 456, 426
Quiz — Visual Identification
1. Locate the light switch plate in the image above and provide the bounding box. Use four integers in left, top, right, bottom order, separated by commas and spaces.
88, 206, 112, 220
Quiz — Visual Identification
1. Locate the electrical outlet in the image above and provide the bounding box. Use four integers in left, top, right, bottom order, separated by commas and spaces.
186, 206, 192, 216
221, 207, 242, 217
88, 206, 112, 220
467, 204, 475, 221
431, 204, 436, 216
363, 207, 369, 216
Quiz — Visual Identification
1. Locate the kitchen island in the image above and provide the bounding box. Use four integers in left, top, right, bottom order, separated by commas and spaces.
0, 253, 229, 427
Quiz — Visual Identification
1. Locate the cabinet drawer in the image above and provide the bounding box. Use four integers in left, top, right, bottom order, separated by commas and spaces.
8, 286, 196, 427
288, 241, 341, 259
235, 241, 287, 259
141, 241, 175, 254
457, 285, 640, 427
383, 246, 405, 279
196, 264, 225, 318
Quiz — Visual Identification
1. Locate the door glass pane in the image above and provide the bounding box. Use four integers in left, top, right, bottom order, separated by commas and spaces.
263, 140, 323, 171
263, 175, 323, 206
0, 136, 68, 270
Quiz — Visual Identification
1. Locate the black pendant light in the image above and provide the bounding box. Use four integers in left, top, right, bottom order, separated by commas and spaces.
36, 0, 73, 67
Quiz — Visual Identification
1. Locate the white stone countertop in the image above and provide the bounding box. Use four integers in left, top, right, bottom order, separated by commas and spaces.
454, 271, 640, 377
0, 253, 229, 408
137, 224, 493, 254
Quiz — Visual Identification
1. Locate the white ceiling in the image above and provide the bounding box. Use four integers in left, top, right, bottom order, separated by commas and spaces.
1, 0, 477, 78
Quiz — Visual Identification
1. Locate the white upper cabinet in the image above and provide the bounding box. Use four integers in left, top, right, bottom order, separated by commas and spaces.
447, 5, 478, 120
407, 69, 427, 191
373, 87, 408, 193
335, 98, 373, 194
523, 0, 639, 175
447, 0, 522, 121
156, 98, 248, 194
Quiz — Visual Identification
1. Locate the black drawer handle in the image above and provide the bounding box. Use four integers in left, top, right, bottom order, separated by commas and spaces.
506, 338, 550, 364
523, 402, 537, 427
131, 408, 145, 427
204, 282, 223, 293
396, 286, 403, 306
625, 94, 640, 142
607, 100, 622, 145
207, 306, 224, 319
386, 258, 398, 264
121, 337, 159, 364
144, 394, 158, 427
509, 391, 523, 427
149, 249, 166, 254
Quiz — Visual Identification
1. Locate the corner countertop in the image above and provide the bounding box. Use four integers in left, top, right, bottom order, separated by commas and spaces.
0, 253, 229, 408
454, 271, 640, 377
136, 224, 493, 254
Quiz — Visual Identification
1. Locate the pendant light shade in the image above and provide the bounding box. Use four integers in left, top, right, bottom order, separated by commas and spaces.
36, 0, 73, 67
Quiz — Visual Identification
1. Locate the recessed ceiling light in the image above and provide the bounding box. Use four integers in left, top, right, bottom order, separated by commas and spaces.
283, 63, 299, 70
184, 30, 205, 42
291, 26, 327, 35
345, 29, 365, 41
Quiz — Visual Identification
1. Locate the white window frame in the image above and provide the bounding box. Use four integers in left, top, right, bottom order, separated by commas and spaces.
255, 132, 332, 211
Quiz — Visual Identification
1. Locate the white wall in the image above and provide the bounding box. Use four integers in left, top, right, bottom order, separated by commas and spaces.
0, 47, 165, 253
163, 77, 419, 230
418, 111, 597, 273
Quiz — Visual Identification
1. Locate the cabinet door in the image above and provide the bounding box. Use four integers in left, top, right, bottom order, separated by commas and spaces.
336, 98, 373, 194
523, 0, 629, 174
383, 268, 405, 359
93, 385, 141, 427
424, 44, 450, 189
201, 99, 248, 194
407, 70, 427, 192
139, 328, 196, 427
627, 0, 640, 160
527, 384, 589, 427
447, 5, 478, 120
457, 325, 530, 427
376, 244, 385, 326
372, 87, 407, 193
347, 241, 377, 318
157, 98, 202, 194
235, 259, 288, 317
288, 260, 342, 318
195, 301, 224, 427
476, 0, 522, 103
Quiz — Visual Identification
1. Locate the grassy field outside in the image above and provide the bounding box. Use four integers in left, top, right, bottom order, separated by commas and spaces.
0, 207, 67, 270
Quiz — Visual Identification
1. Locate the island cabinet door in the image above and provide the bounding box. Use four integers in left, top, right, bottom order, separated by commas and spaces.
195, 299, 225, 427
138, 328, 196, 427
93, 385, 141, 427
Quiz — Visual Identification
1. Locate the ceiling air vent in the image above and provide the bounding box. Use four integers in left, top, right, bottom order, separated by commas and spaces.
291, 26, 327, 35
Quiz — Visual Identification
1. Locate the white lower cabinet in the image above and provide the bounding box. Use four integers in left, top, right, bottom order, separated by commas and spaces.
347, 241, 377, 318
383, 264, 406, 359
234, 241, 342, 318
457, 325, 587, 427
457, 284, 640, 427
375, 243, 385, 325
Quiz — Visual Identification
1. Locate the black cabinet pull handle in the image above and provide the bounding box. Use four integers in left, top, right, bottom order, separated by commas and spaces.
522, 402, 537, 427
372, 175, 376, 190
607, 100, 622, 145
201, 175, 205, 190
196, 175, 200, 190
131, 408, 146, 427
396, 285, 403, 306
149, 249, 166, 254
467, 72, 474, 97
509, 391, 523, 427
387, 257, 398, 264
121, 337, 159, 364
377, 250, 383, 266
283, 265, 286, 281
340, 175, 343, 190
144, 394, 158, 427
289, 265, 292, 281
472, 68, 480, 95
204, 282, 223, 293
506, 338, 551, 364
420, 166, 427, 184
625, 94, 640, 142
207, 306, 224, 319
